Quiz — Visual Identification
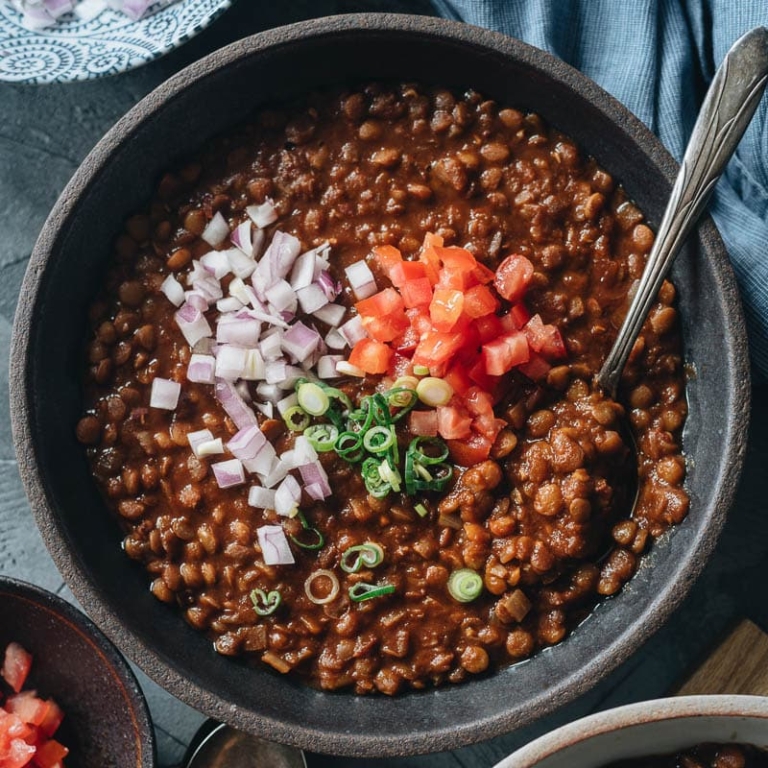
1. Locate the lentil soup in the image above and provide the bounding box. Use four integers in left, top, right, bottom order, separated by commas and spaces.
76, 83, 689, 694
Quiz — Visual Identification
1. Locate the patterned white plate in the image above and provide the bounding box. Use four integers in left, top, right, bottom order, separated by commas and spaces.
0, 0, 233, 84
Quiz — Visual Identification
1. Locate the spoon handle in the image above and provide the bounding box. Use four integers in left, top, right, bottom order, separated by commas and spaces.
597, 26, 768, 397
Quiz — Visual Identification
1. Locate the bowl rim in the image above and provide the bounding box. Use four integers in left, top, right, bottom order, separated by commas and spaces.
8, 11, 752, 756
494, 695, 768, 768
0, 575, 156, 767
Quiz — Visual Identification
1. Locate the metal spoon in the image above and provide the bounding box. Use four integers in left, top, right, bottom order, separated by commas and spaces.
597, 25, 768, 397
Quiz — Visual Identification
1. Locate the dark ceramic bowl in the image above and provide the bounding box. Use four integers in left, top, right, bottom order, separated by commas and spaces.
9, 13, 750, 758
0, 577, 155, 768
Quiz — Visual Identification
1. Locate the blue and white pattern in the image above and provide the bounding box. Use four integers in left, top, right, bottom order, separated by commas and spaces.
0, 0, 232, 83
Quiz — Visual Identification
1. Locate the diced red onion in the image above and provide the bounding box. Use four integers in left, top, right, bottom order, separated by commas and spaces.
278, 449, 298, 469
336, 361, 366, 378
242, 349, 266, 381
282, 366, 306, 389
216, 296, 243, 313
317, 355, 343, 379
201, 249, 232, 279
192, 273, 223, 304
74, 0, 105, 21
289, 250, 316, 291
313, 303, 346, 327
256, 382, 282, 403
248, 486, 276, 510
226, 248, 257, 280
187, 353, 216, 384
262, 456, 290, 488
160, 274, 185, 307
201, 211, 230, 247
304, 482, 327, 501
184, 290, 210, 311
149, 377, 180, 410
216, 315, 262, 347
255, 401, 274, 419
257, 525, 295, 565
315, 270, 341, 301
274, 475, 301, 517
235, 380, 251, 401
215, 345, 247, 381
197, 438, 224, 457
175, 304, 212, 347
214, 380, 258, 429
259, 332, 283, 361
294, 435, 318, 464
296, 284, 329, 314
192, 336, 214, 355
281, 321, 321, 363
276, 392, 298, 416
228, 277, 252, 306
265, 279, 298, 314
246, 199, 278, 229
339, 315, 367, 347
252, 228, 266, 258
325, 328, 348, 350
265, 361, 286, 385
227, 425, 267, 461
187, 428, 214, 457
298, 461, 331, 499
243, 441, 276, 476
266, 231, 302, 281
212, 458, 245, 489
344, 260, 377, 300
409, 410, 439, 437
230, 221, 253, 256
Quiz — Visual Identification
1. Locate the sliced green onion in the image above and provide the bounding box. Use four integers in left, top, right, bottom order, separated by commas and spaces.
370, 393, 392, 426
305, 424, 339, 452
362, 457, 391, 498
378, 458, 402, 492
408, 436, 450, 465
284, 405, 310, 432
387, 385, 418, 410
405, 451, 454, 495
347, 405, 374, 434
336, 431, 364, 462
448, 569, 483, 602
363, 426, 395, 454
305, 569, 339, 605
250, 588, 282, 616
297, 382, 330, 416
413, 365, 430, 376
416, 376, 454, 407
289, 511, 324, 551
320, 385, 353, 413
349, 582, 396, 602
415, 462, 433, 481
340, 542, 385, 573
414, 502, 429, 518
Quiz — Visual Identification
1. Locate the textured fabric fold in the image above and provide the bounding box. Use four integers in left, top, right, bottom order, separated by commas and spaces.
434, 0, 768, 379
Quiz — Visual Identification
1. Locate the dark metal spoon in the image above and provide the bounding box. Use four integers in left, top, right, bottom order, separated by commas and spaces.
597, 25, 768, 397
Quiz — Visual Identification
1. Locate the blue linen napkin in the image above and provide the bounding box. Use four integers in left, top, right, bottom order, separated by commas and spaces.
433, 0, 768, 381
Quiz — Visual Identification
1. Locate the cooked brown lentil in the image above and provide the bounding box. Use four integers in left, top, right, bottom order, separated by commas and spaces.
77, 83, 689, 694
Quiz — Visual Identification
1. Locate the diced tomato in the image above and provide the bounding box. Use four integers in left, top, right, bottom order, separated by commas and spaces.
408, 410, 439, 437
463, 284, 499, 319
389, 260, 427, 288
523, 314, 567, 359
0, 711, 35, 768
372, 245, 403, 278
348, 339, 394, 374
5, 692, 49, 727
435, 246, 477, 273
355, 287, 405, 318
422, 232, 444, 250
400, 277, 433, 309
419, 246, 441, 285
393, 325, 419, 356
2, 644, 32, 695
412, 332, 464, 367
471, 261, 496, 285
360, 313, 409, 343
482, 331, 530, 376
509, 302, 531, 329
447, 434, 492, 467
518, 351, 552, 381
473, 414, 508, 443
443, 365, 472, 397
473, 314, 504, 344
464, 387, 494, 417
468, 357, 499, 391
30, 738, 68, 768
429, 288, 464, 332
494, 253, 534, 302
406, 307, 433, 337
37, 701, 63, 740
436, 406, 473, 440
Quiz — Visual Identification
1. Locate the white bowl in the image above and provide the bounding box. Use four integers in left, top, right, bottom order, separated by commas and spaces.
495, 696, 768, 768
